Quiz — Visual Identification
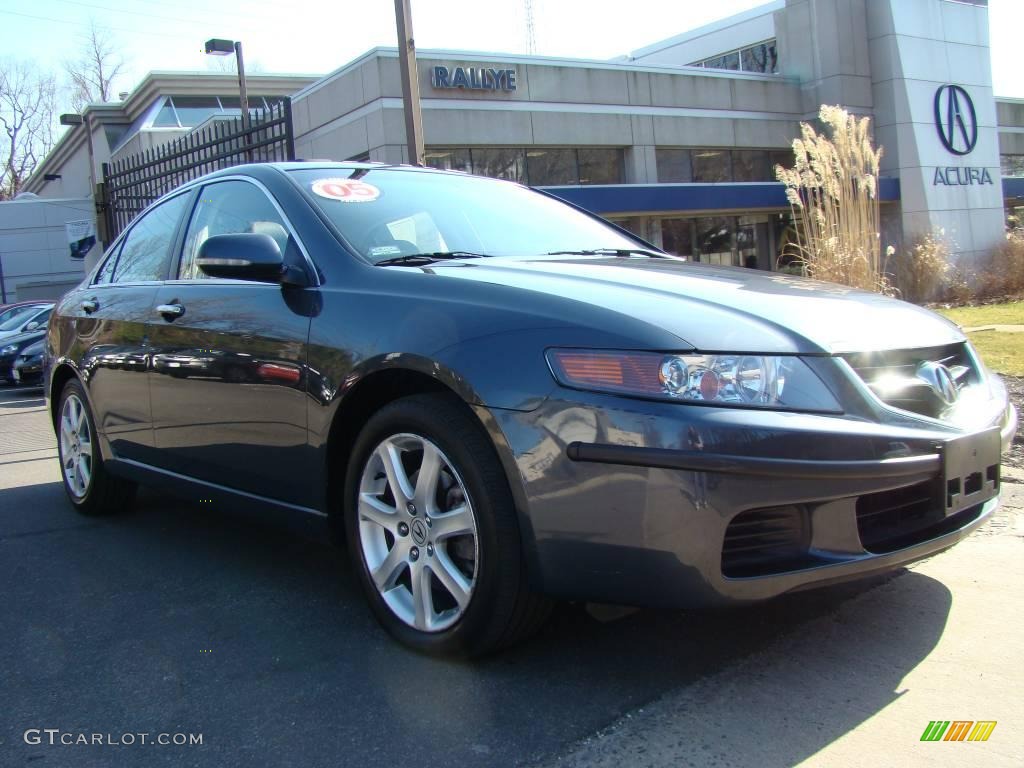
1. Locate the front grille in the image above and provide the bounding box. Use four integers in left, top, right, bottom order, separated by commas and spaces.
722, 505, 810, 577
843, 343, 978, 418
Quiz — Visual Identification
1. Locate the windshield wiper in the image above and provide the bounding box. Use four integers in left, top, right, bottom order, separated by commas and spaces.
375, 251, 489, 266
546, 248, 668, 258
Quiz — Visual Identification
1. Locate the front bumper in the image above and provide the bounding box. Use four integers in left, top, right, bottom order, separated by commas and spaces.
488, 390, 1016, 608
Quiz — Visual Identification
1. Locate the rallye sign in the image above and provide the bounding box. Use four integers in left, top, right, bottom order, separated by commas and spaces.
430, 66, 517, 92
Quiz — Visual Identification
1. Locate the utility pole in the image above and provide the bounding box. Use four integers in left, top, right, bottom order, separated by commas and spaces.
394, 0, 425, 166
524, 0, 537, 54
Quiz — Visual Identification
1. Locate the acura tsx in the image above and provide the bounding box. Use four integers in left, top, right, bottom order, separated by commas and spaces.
45, 162, 1018, 656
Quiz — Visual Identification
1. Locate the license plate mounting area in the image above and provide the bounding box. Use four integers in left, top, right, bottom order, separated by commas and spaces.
941, 426, 1001, 515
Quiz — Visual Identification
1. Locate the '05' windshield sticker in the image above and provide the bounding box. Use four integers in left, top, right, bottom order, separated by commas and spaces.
311, 178, 381, 203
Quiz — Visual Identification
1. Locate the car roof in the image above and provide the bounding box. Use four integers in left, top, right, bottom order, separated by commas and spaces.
0, 300, 51, 311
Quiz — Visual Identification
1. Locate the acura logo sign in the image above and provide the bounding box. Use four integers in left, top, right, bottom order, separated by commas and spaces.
934, 85, 978, 156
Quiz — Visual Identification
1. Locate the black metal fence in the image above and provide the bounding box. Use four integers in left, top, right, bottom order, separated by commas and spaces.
99, 99, 295, 242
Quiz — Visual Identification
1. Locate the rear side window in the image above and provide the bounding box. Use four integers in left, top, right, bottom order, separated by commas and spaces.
110, 193, 190, 283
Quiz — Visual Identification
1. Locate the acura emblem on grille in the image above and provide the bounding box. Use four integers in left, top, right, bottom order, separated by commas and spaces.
916, 361, 959, 406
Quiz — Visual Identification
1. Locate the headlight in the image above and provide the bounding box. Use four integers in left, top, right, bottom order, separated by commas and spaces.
546, 349, 841, 412
0, 344, 18, 356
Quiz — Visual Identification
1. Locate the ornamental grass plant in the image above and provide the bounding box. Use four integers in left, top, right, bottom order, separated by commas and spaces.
775, 105, 893, 294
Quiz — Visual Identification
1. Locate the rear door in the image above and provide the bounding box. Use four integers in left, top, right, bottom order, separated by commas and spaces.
67, 190, 193, 463
148, 178, 315, 506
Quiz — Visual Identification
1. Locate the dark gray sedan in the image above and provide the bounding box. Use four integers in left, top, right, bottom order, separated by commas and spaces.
45, 162, 1018, 656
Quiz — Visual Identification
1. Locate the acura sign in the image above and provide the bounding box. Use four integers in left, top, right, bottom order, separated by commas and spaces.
932, 84, 992, 186
934, 84, 978, 155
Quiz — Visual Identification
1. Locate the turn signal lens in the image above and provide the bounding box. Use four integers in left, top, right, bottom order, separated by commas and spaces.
547, 349, 841, 412
548, 351, 663, 396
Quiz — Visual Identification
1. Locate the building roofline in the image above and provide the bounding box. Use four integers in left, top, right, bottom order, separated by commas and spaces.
294, 45, 795, 102
628, 0, 784, 60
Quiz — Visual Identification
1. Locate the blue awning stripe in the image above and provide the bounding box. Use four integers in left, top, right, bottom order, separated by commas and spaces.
540, 178, 902, 215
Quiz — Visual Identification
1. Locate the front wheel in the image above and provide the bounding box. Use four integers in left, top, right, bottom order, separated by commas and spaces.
344, 394, 549, 657
57, 379, 135, 515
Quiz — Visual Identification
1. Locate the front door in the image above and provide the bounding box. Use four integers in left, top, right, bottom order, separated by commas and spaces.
148, 179, 315, 506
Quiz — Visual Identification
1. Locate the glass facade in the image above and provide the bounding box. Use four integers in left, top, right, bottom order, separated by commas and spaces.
656, 148, 792, 183
690, 39, 779, 74
1001, 154, 1024, 177
150, 95, 284, 129
424, 147, 624, 186
656, 213, 792, 271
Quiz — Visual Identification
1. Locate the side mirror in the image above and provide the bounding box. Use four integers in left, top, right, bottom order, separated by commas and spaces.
196, 233, 286, 283
25, 321, 40, 331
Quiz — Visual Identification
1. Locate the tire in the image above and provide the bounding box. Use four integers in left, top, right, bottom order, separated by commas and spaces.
344, 393, 550, 657
56, 378, 136, 516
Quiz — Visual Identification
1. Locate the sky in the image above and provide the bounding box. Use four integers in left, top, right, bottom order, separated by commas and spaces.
2, 0, 1022, 103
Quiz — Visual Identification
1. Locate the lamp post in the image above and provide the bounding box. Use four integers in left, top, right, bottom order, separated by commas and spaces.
59, 113, 95, 193
59, 112, 106, 254
204, 38, 250, 135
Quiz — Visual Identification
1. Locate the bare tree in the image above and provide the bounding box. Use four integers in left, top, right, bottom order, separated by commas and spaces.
0, 59, 57, 199
65, 20, 125, 111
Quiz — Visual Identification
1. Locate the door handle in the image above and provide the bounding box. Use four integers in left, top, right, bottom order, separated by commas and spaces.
81, 299, 98, 314
156, 303, 185, 319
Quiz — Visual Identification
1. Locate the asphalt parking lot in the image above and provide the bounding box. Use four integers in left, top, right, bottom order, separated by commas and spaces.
1, 384, 1021, 767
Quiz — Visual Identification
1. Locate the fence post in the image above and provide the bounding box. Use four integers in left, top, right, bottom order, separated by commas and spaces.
97, 163, 113, 247
283, 98, 296, 161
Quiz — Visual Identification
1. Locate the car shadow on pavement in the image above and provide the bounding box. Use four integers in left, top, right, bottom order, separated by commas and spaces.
0, 483, 952, 768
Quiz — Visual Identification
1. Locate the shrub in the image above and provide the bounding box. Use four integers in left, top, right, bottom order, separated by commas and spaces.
975, 228, 1024, 300
896, 231, 952, 303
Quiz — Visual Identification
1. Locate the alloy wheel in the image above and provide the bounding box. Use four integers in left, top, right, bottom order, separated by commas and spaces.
357, 433, 479, 632
59, 393, 93, 499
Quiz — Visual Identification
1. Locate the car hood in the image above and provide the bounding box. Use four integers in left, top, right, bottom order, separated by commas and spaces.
426, 256, 964, 355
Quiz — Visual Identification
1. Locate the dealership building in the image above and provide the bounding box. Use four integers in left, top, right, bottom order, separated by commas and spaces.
19, 0, 1024, 285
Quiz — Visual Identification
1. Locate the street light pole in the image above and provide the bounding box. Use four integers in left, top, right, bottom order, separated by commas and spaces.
204, 38, 252, 160
234, 41, 250, 134
394, 0, 425, 166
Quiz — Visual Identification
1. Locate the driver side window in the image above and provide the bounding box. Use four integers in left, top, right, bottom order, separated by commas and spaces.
180, 180, 292, 280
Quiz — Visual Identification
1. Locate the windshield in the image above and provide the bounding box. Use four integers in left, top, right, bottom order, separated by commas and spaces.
0, 305, 40, 328
290, 168, 646, 264
0, 306, 48, 332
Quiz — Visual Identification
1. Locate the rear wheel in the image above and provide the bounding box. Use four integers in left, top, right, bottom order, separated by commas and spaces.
57, 379, 135, 515
344, 394, 549, 656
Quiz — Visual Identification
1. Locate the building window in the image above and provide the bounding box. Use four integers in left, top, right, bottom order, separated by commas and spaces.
527, 149, 578, 185
691, 150, 732, 183
578, 148, 623, 185
656, 149, 692, 183
732, 150, 770, 182
696, 216, 735, 265
149, 95, 280, 129
472, 148, 527, 183
658, 213, 791, 270
424, 147, 624, 186
656, 148, 790, 183
740, 41, 778, 74
660, 219, 694, 257
153, 98, 179, 127
1001, 154, 1024, 177
690, 39, 779, 74
424, 148, 472, 173
702, 52, 740, 71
